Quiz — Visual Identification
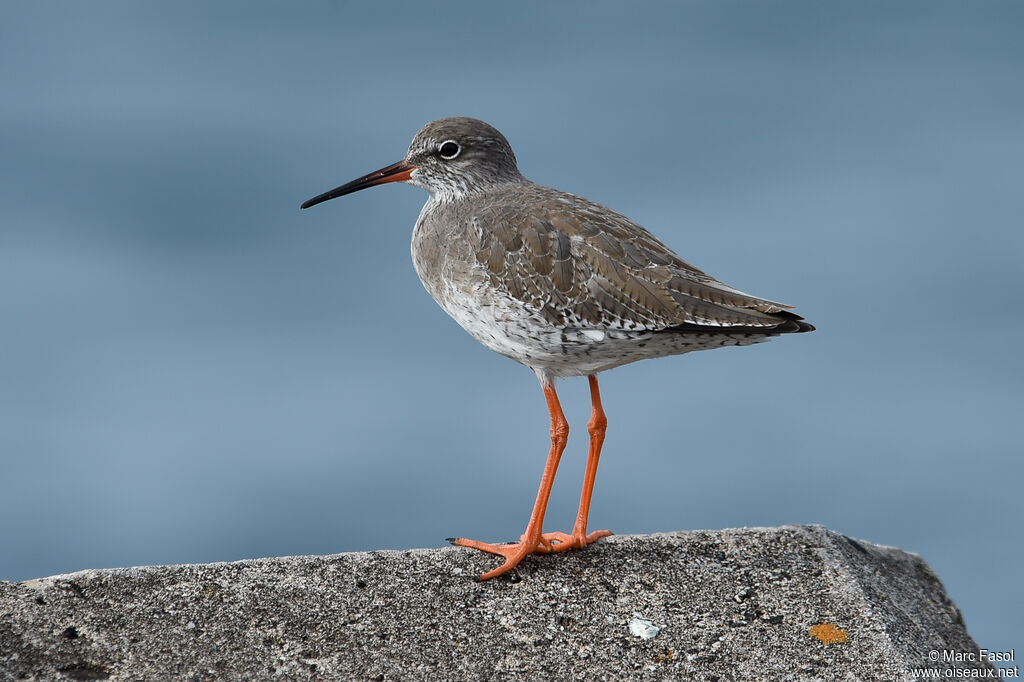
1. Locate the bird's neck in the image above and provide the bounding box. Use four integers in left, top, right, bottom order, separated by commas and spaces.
427, 176, 530, 205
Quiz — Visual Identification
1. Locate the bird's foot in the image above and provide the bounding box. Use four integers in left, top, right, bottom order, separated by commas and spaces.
447, 536, 537, 580
540, 528, 612, 553
448, 529, 611, 580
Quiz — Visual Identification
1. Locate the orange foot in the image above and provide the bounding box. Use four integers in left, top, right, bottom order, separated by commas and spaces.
448, 529, 611, 580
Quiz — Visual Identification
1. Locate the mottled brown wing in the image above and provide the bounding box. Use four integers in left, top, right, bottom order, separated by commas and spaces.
473, 201, 589, 327
474, 185, 804, 332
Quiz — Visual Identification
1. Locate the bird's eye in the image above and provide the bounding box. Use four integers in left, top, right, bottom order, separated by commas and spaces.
438, 141, 461, 160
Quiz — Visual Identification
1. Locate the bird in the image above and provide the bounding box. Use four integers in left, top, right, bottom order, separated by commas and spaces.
301, 117, 814, 581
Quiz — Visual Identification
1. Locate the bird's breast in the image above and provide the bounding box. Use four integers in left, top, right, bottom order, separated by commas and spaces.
411, 200, 474, 305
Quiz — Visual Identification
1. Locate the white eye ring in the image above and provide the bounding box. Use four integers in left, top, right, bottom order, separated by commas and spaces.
438, 140, 461, 160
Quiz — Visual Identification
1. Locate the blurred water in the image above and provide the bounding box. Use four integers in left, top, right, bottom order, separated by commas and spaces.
1, 1, 1021, 655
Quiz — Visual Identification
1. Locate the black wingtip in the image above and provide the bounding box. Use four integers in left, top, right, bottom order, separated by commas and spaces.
795, 320, 816, 333
769, 310, 815, 334
663, 313, 815, 336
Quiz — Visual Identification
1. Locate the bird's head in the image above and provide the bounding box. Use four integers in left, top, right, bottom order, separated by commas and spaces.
301, 117, 524, 209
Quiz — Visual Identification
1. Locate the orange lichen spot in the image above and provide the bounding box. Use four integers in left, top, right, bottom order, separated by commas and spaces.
809, 622, 848, 644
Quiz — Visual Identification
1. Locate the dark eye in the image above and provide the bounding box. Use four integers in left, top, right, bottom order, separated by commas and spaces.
438, 141, 461, 160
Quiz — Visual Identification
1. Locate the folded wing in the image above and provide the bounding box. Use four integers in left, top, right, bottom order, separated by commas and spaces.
473, 186, 813, 334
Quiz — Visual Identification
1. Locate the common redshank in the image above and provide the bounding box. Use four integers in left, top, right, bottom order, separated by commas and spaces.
301, 117, 813, 580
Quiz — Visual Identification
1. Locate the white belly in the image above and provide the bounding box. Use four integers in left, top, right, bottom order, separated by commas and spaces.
430, 278, 769, 379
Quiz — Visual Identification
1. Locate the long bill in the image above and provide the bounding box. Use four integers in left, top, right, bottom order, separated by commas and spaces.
300, 160, 417, 209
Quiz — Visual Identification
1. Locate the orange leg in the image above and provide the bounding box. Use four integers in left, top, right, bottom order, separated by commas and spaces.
450, 379, 569, 580
450, 375, 611, 580
544, 374, 612, 551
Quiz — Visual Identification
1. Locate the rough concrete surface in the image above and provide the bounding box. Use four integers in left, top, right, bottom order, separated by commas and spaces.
0, 525, 990, 681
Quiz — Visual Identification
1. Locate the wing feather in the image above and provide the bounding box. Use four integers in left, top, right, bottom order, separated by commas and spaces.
470, 184, 807, 332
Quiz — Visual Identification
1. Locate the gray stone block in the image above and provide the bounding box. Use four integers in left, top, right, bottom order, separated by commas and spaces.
0, 525, 991, 681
